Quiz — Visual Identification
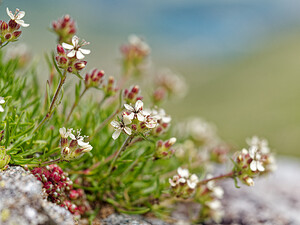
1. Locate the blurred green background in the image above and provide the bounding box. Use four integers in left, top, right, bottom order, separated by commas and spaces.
2, 0, 300, 156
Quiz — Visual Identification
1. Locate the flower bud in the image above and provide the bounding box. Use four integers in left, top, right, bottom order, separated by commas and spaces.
154, 137, 176, 159
0, 21, 8, 31
57, 44, 65, 55
74, 61, 87, 70
5, 34, 11, 40
8, 20, 17, 29
13, 31, 22, 38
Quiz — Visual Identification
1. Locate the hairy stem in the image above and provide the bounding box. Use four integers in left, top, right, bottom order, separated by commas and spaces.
33, 70, 67, 133
66, 87, 88, 123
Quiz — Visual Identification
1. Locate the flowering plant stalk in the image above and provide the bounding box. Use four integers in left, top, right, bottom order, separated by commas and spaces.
0, 6, 276, 224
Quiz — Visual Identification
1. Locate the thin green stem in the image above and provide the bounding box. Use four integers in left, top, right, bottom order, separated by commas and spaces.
107, 136, 133, 175
33, 70, 67, 133
66, 87, 88, 123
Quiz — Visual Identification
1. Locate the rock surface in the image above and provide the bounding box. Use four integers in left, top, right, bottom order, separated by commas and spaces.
1, 158, 300, 225
0, 166, 74, 225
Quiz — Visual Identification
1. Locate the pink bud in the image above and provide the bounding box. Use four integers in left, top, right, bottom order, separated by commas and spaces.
74, 61, 87, 70
13, 31, 22, 38
57, 45, 65, 54
0, 21, 8, 31
5, 34, 11, 40
8, 20, 17, 29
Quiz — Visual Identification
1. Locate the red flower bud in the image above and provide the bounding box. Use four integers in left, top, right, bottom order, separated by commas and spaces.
13, 31, 22, 38
5, 34, 11, 40
57, 44, 65, 54
1, 21, 8, 31
8, 20, 17, 29
74, 61, 87, 70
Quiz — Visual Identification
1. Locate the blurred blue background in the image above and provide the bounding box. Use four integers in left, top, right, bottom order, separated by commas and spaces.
2, 0, 300, 156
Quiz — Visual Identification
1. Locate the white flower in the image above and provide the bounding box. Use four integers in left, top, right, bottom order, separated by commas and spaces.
169, 175, 179, 187
177, 167, 189, 179
151, 108, 171, 124
0, 97, 5, 112
6, 8, 29, 27
206, 199, 222, 210
247, 136, 270, 154
128, 34, 150, 54
144, 115, 158, 129
62, 36, 91, 59
206, 175, 224, 198
77, 139, 93, 153
124, 100, 145, 122
187, 174, 199, 189
249, 146, 265, 172
110, 114, 132, 140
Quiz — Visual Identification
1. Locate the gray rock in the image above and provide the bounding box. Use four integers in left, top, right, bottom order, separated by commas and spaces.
0, 166, 74, 225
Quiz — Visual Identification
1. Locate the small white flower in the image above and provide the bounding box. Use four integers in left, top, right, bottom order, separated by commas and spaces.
110, 114, 132, 140
128, 34, 150, 54
6, 8, 29, 27
177, 167, 189, 178
206, 199, 222, 210
78, 139, 93, 153
247, 136, 270, 154
0, 97, 5, 112
144, 115, 158, 129
124, 100, 145, 122
62, 35, 91, 59
187, 174, 199, 189
244, 176, 254, 186
249, 146, 265, 172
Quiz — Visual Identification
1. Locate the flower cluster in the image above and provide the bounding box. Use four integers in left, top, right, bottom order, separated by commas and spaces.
56, 35, 90, 74
102, 76, 118, 97
169, 167, 199, 199
84, 68, 105, 89
31, 164, 90, 216
0, 146, 10, 170
195, 175, 224, 223
0, 8, 29, 47
123, 85, 143, 105
59, 127, 93, 161
120, 34, 150, 76
154, 137, 176, 160
153, 69, 187, 102
52, 15, 76, 44
111, 100, 158, 140
235, 136, 276, 186
147, 108, 171, 136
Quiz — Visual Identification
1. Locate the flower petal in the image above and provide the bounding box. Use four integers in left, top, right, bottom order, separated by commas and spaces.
250, 161, 257, 171
15, 19, 29, 27
0, 106, 4, 112
135, 100, 143, 111
72, 35, 79, 46
112, 129, 121, 140
124, 104, 134, 111
0, 99, 5, 104
17, 11, 25, 19
67, 50, 76, 58
76, 50, 85, 59
123, 114, 132, 125
137, 112, 145, 122
62, 43, 74, 50
124, 127, 132, 135
257, 162, 265, 172
79, 48, 91, 55
6, 8, 14, 20
110, 120, 120, 128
